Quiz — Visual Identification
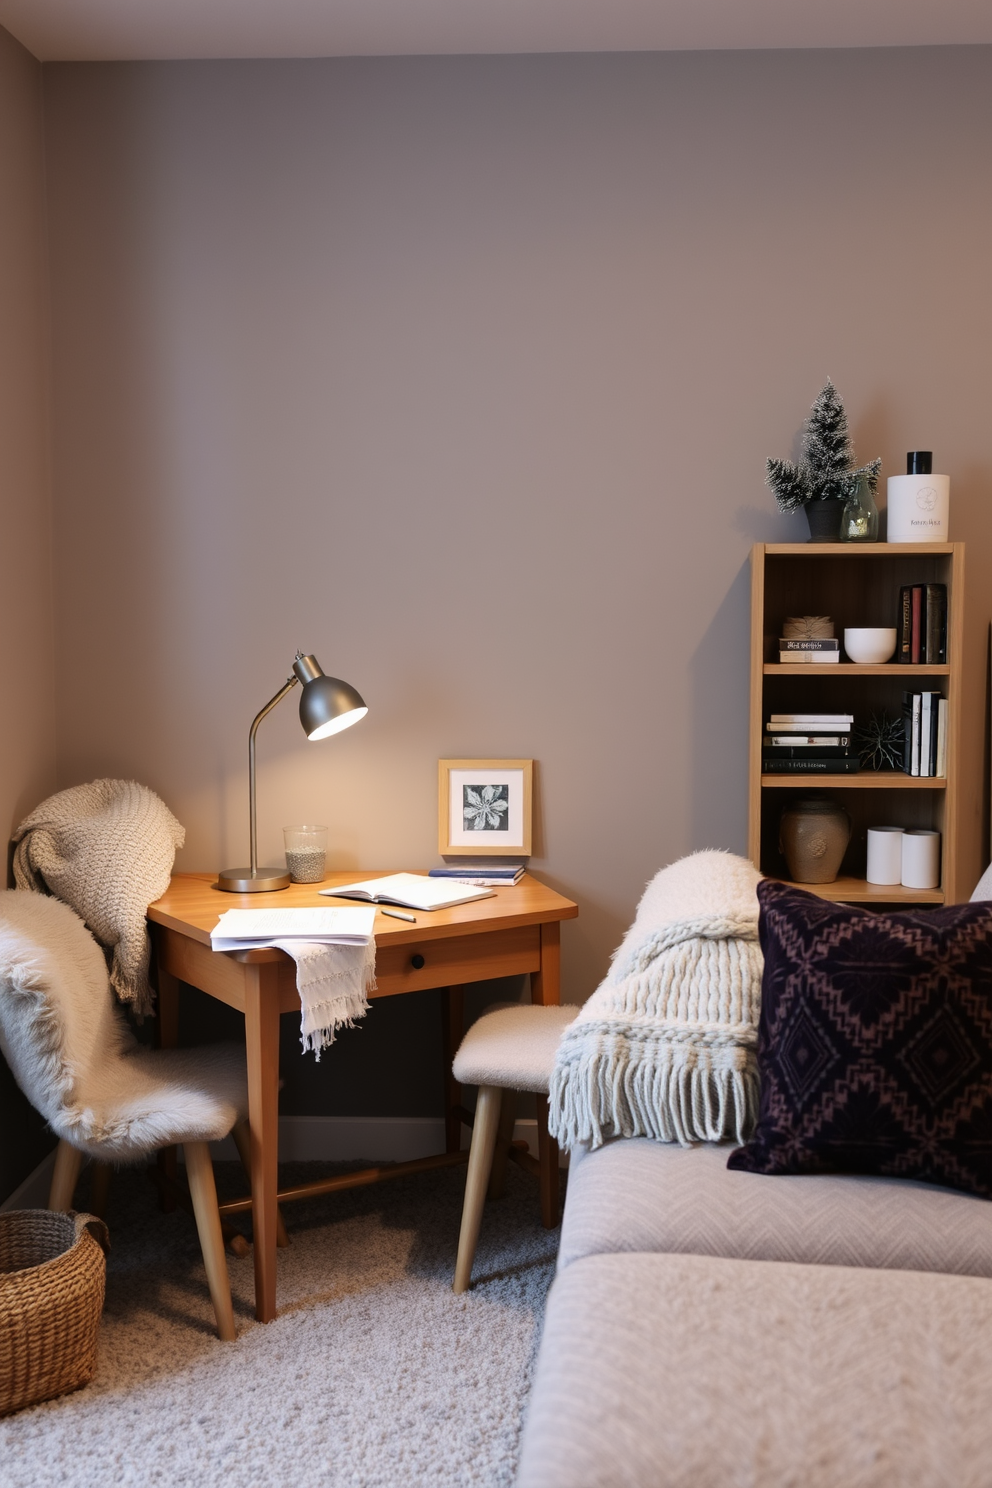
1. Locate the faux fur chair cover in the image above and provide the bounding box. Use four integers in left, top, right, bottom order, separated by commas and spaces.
13, 779, 185, 1015
0, 890, 246, 1161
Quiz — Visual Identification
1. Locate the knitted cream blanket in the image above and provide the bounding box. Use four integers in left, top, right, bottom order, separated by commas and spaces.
549, 851, 763, 1149
13, 780, 185, 1017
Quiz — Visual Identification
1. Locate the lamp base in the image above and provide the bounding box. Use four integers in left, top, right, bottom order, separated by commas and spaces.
215, 867, 292, 893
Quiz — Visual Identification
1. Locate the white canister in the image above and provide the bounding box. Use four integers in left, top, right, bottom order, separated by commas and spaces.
866, 826, 904, 885
887, 451, 949, 543
901, 829, 941, 890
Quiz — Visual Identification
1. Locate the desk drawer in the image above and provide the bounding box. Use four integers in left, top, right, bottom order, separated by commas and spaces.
372, 926, 541, 998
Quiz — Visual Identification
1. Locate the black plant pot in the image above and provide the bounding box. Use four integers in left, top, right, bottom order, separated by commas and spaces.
804, 497, 846, 543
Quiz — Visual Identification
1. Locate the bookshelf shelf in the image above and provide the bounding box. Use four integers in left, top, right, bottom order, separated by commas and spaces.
749, 542, 973, 907
766, 664, 951, 677
780, 876, 944, 905
761, 773, 946, 790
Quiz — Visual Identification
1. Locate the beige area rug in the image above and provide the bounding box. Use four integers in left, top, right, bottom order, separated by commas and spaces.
1, 1160, 561, 1487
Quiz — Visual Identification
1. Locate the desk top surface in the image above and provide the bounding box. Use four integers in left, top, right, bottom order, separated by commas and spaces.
148, 871, 578, 948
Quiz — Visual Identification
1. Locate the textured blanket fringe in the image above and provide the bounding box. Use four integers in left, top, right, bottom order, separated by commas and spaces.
549, 1037, 759, 1149
275, 938, 377, 1060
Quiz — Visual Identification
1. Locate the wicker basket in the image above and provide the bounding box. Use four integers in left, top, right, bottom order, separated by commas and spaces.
0, 1209, 109, 1416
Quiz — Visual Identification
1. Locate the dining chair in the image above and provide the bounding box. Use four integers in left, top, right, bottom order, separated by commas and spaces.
451, 1002, 577, 1293
0, 889, 247, 1341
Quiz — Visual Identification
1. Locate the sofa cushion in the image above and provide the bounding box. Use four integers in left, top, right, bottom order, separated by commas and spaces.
728, 880, 992, 1198
559, 1138, 992, 1276
517, 1251, 992, 1488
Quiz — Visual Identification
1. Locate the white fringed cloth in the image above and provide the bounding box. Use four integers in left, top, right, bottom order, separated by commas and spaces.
13, 780, 185, 1018
273, 938, 377, 1058
549, 851, 764, 1149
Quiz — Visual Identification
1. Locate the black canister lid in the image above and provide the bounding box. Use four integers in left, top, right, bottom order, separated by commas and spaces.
907, 451, 932, 474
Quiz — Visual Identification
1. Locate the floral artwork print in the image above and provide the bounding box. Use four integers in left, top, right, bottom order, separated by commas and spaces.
463, 784, 510, 831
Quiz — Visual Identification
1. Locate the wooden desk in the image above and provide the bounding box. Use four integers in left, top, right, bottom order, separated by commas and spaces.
147, 871, 578, 1322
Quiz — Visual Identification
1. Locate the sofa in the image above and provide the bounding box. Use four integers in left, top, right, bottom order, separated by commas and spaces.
518, 1139, 992, 1486
518, 862, 992, 1487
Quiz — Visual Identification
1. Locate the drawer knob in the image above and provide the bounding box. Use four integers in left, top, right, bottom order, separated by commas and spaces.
410, 953, 425, 970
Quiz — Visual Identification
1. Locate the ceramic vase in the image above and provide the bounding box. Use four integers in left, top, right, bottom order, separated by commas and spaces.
779, 795, 851, 884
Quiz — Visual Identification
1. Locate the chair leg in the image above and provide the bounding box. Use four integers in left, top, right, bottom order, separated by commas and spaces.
231, 1120, 289, 1247
453, 1084, 503, 1295
536, 1095, 560, 1229
48, 1141, 83, 1211
88, 1162, 113, 1219
183, 1140, 236, 1342
487, 1095, 517, 1201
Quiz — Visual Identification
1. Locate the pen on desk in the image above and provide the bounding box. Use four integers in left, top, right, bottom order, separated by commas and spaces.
380, 908, 417, 923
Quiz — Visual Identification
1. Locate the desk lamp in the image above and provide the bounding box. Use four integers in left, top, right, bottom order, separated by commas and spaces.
217, 652, 367, 892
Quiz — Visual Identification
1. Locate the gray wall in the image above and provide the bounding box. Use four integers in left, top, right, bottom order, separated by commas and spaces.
0, 25, 58, 1199
35, 46, 992, 1117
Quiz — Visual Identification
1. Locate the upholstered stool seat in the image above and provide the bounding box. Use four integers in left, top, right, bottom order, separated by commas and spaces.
451, 1003, 576, 1292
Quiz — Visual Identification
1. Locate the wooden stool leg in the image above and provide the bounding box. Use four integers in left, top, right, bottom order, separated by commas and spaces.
48, 1141, 83, 1211
536, 1095, 560, 1229
232, 1120, 289, 1247
88, 1162, 113, 1219
183, 1140, 236, 1342
487, 1096, 517, 1200
453, 1084, 503, 1295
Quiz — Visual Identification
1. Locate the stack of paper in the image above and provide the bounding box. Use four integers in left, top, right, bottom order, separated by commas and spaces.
210, 906, 376, 952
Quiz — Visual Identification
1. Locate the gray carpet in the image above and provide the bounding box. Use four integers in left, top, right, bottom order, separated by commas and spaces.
1, 1160, 561, 1486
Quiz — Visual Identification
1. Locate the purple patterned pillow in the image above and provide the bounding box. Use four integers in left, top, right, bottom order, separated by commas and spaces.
728, 880, 992, 1198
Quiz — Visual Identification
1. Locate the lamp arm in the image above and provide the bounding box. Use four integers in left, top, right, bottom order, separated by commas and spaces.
248, 676, 299, 876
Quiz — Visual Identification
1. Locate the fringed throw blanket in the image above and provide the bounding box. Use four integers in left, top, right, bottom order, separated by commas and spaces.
549, 851, 763, 1149
13, 780, 185, 1017
273, 938, 377, 1058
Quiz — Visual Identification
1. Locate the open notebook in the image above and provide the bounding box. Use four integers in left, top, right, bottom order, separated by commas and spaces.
320, 873, 495, 912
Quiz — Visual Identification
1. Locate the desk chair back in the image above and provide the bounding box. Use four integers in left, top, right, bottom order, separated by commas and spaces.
0, 890, 244, 1340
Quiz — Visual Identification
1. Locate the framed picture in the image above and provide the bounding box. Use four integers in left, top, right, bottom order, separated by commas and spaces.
438, 759, 533, 857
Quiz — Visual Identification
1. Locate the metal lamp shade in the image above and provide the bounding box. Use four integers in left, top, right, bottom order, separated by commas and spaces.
299, 675, 368, 741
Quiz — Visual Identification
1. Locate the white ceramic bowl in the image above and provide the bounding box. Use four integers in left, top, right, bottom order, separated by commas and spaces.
843, 627, 897, 665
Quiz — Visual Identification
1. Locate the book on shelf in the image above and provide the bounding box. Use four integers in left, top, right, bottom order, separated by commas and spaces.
762, 757, 861, 774
778, 638, 840, 665
767, 715, 854, 730
765, 735, 851, 748
898, 584, 947, 665
902, 690, 945, 777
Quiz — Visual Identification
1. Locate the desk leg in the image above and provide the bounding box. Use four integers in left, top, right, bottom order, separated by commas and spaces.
441, 985, 465, 1153
531, 922, 560, 1006
245, 961, 281, 1323
156, 966, 181, 1213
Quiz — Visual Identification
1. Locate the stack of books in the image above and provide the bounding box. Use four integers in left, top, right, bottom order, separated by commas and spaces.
898, 583, 947, 664
778, 637, 839, 665
902, 692, 947, 777
428, 859, 526, 887
763, 714, 858, 774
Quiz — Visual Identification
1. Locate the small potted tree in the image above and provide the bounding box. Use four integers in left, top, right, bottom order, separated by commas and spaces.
767, 381, 881, 542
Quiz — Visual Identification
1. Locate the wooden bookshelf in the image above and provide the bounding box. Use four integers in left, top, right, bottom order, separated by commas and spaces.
749, 542, 972, 906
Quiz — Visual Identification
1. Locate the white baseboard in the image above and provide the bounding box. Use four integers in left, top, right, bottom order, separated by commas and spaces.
208, 1114, 544, 1163
1, 1147, 57, 1212
1, 1116, 559, 1210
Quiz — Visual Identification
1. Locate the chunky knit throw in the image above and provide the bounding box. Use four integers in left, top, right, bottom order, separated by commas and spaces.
549, 851, 763, 1149
13, 780, 186, 1017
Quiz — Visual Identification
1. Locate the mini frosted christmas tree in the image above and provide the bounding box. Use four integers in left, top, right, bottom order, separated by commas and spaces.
767, 380, 881, 513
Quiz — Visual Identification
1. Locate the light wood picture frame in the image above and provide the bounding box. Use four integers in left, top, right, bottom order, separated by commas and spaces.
438, 759, 533, 857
